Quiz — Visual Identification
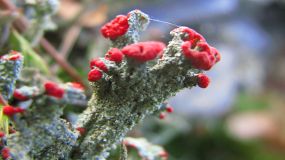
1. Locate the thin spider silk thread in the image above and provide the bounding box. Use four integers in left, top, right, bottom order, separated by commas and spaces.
149, 18, 181, 28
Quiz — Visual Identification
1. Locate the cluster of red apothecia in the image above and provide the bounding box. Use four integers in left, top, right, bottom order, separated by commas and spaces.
180, 27, 220, 71
13, 81, 84, 101
88, 11, 220, 91
100, 15, 129, 40
88, 41, 165, 82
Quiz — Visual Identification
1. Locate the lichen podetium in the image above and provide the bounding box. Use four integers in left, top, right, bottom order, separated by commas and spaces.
74, 10, 220, 159
1, 9, 220, 160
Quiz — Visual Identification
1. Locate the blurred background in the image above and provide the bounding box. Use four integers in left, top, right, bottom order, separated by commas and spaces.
36, 0, 285, 159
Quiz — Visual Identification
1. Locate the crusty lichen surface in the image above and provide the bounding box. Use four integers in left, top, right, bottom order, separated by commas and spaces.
0, 52, 23, 100
7, 82, 86, 159
73, 10, 202, 159
1, 9, 219, 160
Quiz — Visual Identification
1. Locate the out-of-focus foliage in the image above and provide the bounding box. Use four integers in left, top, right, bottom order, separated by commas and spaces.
9, 31, 50, 74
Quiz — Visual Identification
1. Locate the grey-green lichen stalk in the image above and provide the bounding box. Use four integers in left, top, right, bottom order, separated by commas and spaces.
0, 51, 23, 100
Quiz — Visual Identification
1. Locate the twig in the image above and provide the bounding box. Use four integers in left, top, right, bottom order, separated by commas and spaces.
40, 38, 85, 85
59, 24, 82, 58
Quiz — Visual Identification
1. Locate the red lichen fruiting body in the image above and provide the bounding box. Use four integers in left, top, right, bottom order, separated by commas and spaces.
166, 106, 174, 113
196, 41, 212, 53
0, 132, 5, 138
181, 41, 216, 70
7, 50, 22, 61
68, 82, 84, 91
13, 90, 29, 101
1, 148, 10, 160
14, 107, 25, 113
121, 41, 165, 62
159, 112, 167, 119
178, 26, 220, 70
3, 106, 17, 116
179, 27, 206, 45
89, 58, 108, 72
44, 81, 65, 99
105, 48, 124, 63
101, 15, 129, 39
197, 73, 210, 88
88, 69, 103, 82
76, 127, 86, 136
210, 47, 221, 63
3, 106, 24, 116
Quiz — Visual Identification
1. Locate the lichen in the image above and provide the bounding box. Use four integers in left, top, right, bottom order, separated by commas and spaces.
7, 82, 86, 159
0, 51, 23, 100
23, 0, 60, 45
1, 9, 220, 160
73, 10, 214, 159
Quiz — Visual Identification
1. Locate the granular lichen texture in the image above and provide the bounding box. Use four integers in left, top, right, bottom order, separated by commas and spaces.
74, 10, 220, 159
1, 9, 220, 160
0, 51, 23, 100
